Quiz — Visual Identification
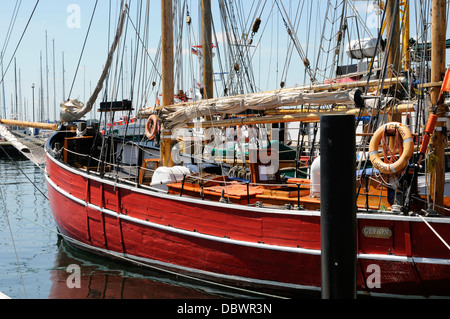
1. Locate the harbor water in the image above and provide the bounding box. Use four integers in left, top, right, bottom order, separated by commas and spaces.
0, 156, 255, 299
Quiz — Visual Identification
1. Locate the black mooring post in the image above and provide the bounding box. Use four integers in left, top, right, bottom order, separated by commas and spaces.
320, 114, 357, 299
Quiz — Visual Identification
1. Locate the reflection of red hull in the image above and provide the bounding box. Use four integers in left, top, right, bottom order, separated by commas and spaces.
48, 242, 218, 299
45, 150, 450, 298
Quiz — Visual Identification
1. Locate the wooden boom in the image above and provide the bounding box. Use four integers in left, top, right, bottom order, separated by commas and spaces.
0, 119, 58, 131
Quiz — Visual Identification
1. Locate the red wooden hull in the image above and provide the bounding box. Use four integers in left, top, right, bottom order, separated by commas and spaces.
45, 151, 450, 298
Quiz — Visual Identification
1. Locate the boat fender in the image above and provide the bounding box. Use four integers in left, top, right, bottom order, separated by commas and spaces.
150, 166, 192, 191
369, 122, 414, 175
145, 114, 159, 140
310, 156, 321, 197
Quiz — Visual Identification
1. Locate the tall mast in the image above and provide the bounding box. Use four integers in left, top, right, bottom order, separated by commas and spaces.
19, 68, 22, 121
202, 0, 213, 100
401, 0, 410, 71
14, 58, 18, 121
160, 0, 175, 167
1, 52, 6, 119
45, 30, 50, 122
430, 0, 447, 215
62, 51, 66, 101
53, 39, 56, 122
40, 51, 44, 122
386, 0, 401, 77
385, 0, 401, 124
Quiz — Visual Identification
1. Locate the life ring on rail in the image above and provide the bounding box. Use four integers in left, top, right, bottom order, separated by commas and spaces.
145, 114, 160, 140
369, 122, 414, 175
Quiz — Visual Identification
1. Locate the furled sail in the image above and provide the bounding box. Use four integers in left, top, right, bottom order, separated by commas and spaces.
156, 88, 362, 130
60, 4, 128, 123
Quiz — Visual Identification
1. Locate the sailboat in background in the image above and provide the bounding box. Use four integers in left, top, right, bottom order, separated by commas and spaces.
3, 0, 445, 298
0, 51, 54, 161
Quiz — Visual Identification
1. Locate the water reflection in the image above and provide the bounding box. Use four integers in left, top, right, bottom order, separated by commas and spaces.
49, 238, 260, 299
0, 158, 260, 299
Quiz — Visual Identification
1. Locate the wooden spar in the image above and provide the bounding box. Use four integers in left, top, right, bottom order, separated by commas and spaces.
184, 102, 416, 129
386, 0, 401, 80
138, 76, 406, 117
418, 81, 443, 89
402, 0, 411, 71
430, 0, 447, 215
386, 0, 402, 124
161, 2, 174, 108
160, 0, 175, 167
202, 0, 213, 100
0, 119, 58, 131
264, 102, 414, 116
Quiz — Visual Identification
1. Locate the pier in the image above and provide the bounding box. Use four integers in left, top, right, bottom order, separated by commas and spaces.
0, 129, 47, 165
0, 292, 11, 299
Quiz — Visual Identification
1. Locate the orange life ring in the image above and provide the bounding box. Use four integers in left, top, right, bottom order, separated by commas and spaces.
145, 115, 159, 140
369, 122, 414, 174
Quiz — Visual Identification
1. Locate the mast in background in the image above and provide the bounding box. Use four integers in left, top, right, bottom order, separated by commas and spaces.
14, 58, 18, 121
45, 30, 50, 122
53, 39, 56, 122
62, 51, 66, 101
1, 52, 6, 119
40, 51, 44, 122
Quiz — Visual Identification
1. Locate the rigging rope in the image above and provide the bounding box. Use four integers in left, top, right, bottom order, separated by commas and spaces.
418, 214, 450, 252
0, 0, 40, 87
274, 0, 316, 83
0, 0, 22, 70
67, 0, 99, 100
0, 179, 27, 299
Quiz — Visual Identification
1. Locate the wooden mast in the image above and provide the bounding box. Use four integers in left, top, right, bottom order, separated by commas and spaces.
386, 0, 401, 78
430, 0, 447, 215
201, 0, 214, 100
160, 0, 175, 167
401, 0, 410, 71
386, 0, 402, 124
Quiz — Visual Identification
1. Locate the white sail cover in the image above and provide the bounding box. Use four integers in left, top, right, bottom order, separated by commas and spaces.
158, 88, 361, 129
346, 38, 379, 60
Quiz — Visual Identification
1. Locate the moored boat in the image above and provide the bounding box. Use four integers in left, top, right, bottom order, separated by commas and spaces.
41, 0, 450, 298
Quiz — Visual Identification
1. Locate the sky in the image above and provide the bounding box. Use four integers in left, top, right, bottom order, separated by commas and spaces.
0, 0, 153, 122
0, 0, 448, 124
